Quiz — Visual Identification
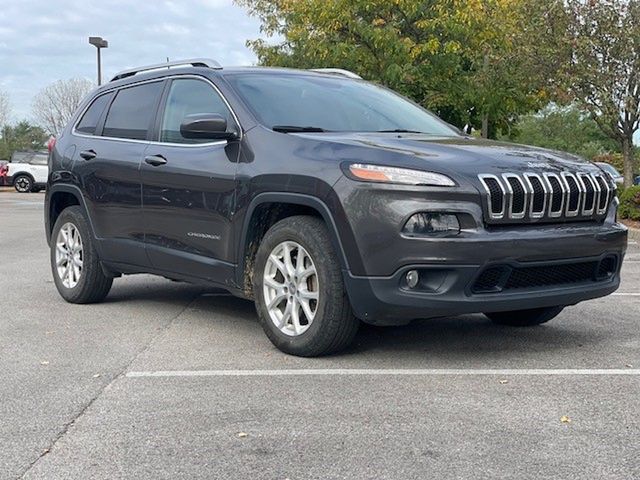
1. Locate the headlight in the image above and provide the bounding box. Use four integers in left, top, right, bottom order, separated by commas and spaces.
347, 163, 456, 187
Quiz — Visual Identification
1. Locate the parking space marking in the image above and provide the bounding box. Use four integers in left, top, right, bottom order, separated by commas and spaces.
612, 293, 640, 296
126, 368, 640, 378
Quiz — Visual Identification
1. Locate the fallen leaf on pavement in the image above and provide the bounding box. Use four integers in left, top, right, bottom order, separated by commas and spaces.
560, 416, 571, 424
499, 379, 508, 384
40, 361, 49, 365
237, 432, 248, 438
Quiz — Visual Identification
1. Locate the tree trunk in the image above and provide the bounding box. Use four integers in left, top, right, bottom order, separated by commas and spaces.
622, 136, 634, 188
481, 114, 489, 139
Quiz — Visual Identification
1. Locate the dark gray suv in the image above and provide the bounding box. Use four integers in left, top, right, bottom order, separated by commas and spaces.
45, 59, 628, 356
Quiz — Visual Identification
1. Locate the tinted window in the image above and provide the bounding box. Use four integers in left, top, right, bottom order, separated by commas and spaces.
30, 154, 48, 165
160, 79, 232, 144
227, 73, 457, 135
76, 93, 112, 135
11, 152, 29, 163
103, 82, 163, 140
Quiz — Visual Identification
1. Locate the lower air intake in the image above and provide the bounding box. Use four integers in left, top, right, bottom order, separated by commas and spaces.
471, 258, 617, 294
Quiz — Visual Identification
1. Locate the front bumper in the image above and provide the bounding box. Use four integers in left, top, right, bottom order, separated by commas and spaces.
343, 223, 627, 325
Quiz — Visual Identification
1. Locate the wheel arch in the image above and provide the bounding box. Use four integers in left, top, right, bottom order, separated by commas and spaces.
13, 171, 35, 188
46, 185, 96, 246
237, 193, 352, 298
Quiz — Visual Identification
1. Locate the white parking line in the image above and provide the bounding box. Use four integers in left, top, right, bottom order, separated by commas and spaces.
612, 293, 640, 296
126, 368, 640, 378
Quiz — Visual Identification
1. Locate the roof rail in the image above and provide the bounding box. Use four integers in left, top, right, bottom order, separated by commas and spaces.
309, 68, 362, 79
110, 58, 222, 82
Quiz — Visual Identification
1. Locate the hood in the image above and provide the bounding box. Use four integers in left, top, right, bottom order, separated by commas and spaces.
294, 132, 601, 178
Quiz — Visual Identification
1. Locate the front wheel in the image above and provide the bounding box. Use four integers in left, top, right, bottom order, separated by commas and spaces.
484, 306, 564, 327
50, 206, 113, 303
14, 175, 33, 193
253, 216, 359, 357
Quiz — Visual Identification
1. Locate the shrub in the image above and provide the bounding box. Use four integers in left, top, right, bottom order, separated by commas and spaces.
618, 185, 640, 221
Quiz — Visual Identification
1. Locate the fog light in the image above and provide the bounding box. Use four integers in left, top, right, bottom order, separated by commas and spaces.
403, 213, 460, 236
406, 270, 419, 289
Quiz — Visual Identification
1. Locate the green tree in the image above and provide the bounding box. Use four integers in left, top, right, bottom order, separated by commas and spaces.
235, 0, 552, 137
0, 121, 48, 160
562, 0, 640, 187
500, 105, 619, 160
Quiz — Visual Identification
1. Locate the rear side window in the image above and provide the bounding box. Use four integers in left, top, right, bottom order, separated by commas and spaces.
103, 82, 163, 140
76, 93, 112, 135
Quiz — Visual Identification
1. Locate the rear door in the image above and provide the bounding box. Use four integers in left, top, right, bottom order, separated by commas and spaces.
73, 80, 164, 266
140, 76, 240, 282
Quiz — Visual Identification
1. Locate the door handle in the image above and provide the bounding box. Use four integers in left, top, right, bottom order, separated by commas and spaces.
144, 155, 167, 167
79, 149, 96, 161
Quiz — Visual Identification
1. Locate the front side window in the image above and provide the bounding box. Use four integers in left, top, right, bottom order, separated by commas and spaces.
226, 73, 458, 136
103, 82, 163, 140
76, 93, 112, 135
160, 78, 232, 144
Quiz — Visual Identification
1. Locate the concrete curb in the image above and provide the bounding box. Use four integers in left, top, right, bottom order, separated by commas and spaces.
627, 227, 640, 242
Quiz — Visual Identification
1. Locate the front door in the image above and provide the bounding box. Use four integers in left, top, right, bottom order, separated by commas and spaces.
141, 77, 240, 283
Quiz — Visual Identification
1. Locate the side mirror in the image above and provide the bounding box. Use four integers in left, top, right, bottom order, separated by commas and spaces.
180, 113, 238, 141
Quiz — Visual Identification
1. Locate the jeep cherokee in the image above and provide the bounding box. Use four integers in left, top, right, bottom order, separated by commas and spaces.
45, 58, 628, 356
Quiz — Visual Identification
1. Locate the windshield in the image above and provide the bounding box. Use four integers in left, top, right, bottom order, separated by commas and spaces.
227, 73, 459, 135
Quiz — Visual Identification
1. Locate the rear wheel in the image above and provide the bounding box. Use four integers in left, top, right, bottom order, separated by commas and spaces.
484, 306, 564, 327
50, 206, 113, 303
14, 175, 33, 193
253, 216, 359, 357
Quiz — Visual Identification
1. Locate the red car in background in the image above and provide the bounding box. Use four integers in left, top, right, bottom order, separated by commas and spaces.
0, 160, 9, 186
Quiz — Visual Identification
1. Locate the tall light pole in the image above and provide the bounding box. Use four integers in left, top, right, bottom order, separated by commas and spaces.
88, 36, 108, 85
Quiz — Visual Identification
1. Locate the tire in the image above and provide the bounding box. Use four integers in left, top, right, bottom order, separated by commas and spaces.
50, 206, 113, 304
14, 174, 33, 193
253, 216, 359, 357
484, 306, 564, 327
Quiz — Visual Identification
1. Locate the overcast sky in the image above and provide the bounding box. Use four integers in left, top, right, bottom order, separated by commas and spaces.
0, 0, 263, 122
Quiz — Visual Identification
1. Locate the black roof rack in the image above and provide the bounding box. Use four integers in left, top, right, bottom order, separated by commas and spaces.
110, 58, 222, 82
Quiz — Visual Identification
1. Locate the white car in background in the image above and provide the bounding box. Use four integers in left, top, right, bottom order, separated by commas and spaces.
7, 151, 48, 193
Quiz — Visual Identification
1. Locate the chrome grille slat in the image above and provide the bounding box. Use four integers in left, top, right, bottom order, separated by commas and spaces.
561, 172, 582, 217
478, 171, 611, 224
594, 175, 610, 215
543, 173, 565, 217
523, 173, 547, 218
578, 173, 596, 216
502, 173, 528, 219
478, 174, 506, 220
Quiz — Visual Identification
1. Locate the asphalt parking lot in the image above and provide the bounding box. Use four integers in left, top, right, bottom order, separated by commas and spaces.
1, 190, 639, 479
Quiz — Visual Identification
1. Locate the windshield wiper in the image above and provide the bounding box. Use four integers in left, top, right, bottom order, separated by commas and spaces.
272, 125, 327, 133
376, 129, 425, 134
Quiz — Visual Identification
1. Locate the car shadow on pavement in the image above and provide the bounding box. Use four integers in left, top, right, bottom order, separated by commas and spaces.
101, 279, 606, 361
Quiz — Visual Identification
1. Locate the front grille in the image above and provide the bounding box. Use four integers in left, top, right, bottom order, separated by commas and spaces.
471, 256, 618, 294
479, 171, 612, 224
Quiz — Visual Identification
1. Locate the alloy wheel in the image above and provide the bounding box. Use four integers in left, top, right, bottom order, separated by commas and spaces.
55, 222, 83, 288
15, 177, 31, 192
263, 241, 319, 336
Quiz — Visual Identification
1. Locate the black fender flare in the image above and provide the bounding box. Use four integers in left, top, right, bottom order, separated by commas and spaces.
46, 184, 98, 247
235, 192, 353, 288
